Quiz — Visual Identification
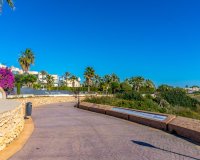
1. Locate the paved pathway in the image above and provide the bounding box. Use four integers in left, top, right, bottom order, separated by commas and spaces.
10, 102, 200, 160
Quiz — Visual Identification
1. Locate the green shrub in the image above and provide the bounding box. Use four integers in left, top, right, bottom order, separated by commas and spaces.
84, 96, 163, 113
172, 106, 200, 120
33, 83, 42, 90
116, 91, 143, 101
84, 96, 200, 120
154, 96, 170, 108
159, 88, 200, 109
145, 94, 153, 99
120, 82, 132, 92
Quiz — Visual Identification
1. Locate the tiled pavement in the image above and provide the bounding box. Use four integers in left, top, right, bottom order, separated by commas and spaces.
10, 102, 200, 160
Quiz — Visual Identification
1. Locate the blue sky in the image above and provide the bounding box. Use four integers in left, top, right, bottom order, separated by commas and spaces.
0, 0, 200, 86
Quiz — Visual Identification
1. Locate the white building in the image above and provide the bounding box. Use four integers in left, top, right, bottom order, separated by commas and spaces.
185, 86, 200, 93
66, 79, 81, 87
52, 74, 59, 87
59, 76, 81, 87
37, 73, 59, 87
0, 64, 24, 75
0, 63, 6, 68
37, 73, 46, 83
0, 63, 81, 88
28, 71, 39, 75
10, 66, 24, 74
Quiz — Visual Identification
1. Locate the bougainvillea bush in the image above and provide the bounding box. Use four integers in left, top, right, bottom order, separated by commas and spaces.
0, 68, 15, 93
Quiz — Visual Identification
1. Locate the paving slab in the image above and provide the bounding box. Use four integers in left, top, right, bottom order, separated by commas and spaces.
10, 102, 200, 160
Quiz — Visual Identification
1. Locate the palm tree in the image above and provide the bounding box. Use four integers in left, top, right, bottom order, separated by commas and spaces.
111, 73, 120, 83
145, 79, 156, 90
70, 75, 78, 88
46, 74, 54, 91
103, 75, 112, 84
0, 0, 14, 11
6, 0, 14, 8
93, 74, 101, 88
128, 76, 145, 92
102, 83, 109, 94
84, 67, 95, 92
64, 72, 71, 87
102, 75, 112, 94
40, 70, 47, 89
18, 49, 35, 74
41, 70, 47, 78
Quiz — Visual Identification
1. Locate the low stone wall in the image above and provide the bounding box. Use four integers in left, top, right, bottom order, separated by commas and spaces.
78, 102, 200, 143
0, 100, 25, 151
79, 102, 175, 131
14, 96, 85, 107
168, 117, 200, 143
106, 110, 129, 120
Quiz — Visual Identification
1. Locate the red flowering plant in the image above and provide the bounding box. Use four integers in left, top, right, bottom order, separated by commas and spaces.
0, 67, 15, 94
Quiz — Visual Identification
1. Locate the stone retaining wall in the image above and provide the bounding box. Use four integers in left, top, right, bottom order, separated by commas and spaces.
79, 102, 200, 143
14, 96, 85, 107
0, 102, 24, 151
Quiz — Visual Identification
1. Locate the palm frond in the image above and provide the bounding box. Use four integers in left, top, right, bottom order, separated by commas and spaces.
7, 0, 14, 8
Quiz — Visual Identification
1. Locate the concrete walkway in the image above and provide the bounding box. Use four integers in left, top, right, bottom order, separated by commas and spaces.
10, 102, 200, 160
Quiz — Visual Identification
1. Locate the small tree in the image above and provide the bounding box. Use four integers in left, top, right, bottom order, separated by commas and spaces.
15, 74, 24, 95
120, 82, 132, 92
157, 85, 173, 92
102, 75, 112, 94
0, 68, 15, 93
84, 67, 95, 92
111, 82, 120, 94
46, 75, 54, 90
23, 74, 37, 87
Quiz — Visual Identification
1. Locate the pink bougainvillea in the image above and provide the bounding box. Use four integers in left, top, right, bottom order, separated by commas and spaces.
0, 67, 15, 92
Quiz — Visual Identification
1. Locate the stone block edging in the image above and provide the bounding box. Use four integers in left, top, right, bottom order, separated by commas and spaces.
78, 102, 200, 144
88, 107, 106, 114
79, 102, 175, 130
168, 117, 200, 143
114, 107, 175, 131
106, 110, 129, 120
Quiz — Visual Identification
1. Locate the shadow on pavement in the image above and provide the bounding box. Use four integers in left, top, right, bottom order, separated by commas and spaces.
132, 140, 200, 160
